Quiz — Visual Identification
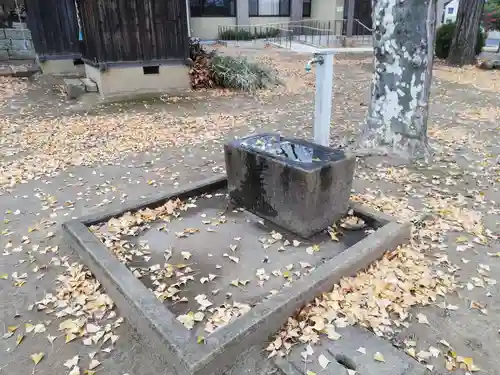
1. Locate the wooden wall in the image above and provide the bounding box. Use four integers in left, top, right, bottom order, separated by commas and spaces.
25, 0, 80, 57
79, 0, 189, 64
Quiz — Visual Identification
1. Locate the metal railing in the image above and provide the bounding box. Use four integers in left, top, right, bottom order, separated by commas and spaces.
217, 18, 373, 49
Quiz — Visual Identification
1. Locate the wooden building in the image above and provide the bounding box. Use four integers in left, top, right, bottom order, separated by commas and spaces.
77, 0, 190, 98
25, 0, 83, 74
78, 0, 189, 65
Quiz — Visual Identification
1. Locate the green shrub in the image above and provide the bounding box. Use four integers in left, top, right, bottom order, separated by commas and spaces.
210, 55, 280, 92
435, 22, 486, 59
218, 27, 281, 41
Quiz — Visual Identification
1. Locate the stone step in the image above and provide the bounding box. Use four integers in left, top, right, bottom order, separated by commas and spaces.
63, 77, 99, 99
81, 77, 98, 92
63, 78, 86, 99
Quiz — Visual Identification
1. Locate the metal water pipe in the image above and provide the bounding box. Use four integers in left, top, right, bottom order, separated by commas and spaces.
305, 50, 335, 147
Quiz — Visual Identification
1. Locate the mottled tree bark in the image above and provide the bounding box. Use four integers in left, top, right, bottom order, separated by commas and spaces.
356, 0, 436, 161
447, 0, 484, 66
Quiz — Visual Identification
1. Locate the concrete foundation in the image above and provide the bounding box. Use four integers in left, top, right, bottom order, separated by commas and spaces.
38, 57, 85, 76
62, 175, 410, 375
84, 62, 190, 99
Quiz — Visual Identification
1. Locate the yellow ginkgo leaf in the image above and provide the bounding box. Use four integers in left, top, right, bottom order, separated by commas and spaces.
306, 371, 317, 375
462, 357, 479, 372
25, 323, 35, 333
374, 352, 385, 362
65, 333, 77, 343
30, 352, 44, 365
7, 325, 18, 332
16, 334, 24, 346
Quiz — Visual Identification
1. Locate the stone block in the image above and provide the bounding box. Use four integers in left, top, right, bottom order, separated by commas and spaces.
8, 48, 36, 59
225, 133, 356, 238
0, 39, 11, 49
10, 38, 33, 50
4, 28, 32, 40
64, 78, 86, 99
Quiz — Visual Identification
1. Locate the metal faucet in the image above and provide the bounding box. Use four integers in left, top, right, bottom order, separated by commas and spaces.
305, 54, 325, 72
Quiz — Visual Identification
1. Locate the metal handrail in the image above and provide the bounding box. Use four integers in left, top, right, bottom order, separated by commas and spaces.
231, 19, 335, 28
354, 19, 373, 33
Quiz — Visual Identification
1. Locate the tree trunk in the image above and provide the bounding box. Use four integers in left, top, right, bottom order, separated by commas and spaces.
356, 0, 436, 161
447, 0, 484, 66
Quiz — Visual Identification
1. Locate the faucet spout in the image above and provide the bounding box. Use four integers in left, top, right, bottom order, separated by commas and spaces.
305, 54, 324, 72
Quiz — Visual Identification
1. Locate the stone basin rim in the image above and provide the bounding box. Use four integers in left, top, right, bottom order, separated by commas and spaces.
62, 175, 410, 375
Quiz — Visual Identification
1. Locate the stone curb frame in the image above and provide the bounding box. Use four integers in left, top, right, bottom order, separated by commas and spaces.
62, 175, 411, 375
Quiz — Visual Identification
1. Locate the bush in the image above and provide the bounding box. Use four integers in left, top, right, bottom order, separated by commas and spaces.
218, 27, 280, 41
435, 22, 486, 59
210, 55, 280, 92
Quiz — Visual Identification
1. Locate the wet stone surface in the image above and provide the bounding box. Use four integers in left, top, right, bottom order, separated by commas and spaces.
236, 133, 346, 169
225, 134, 356, 238
92, 190, 375, 339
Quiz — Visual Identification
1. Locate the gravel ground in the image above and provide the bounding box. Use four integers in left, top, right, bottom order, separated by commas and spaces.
0, 46, 499, 375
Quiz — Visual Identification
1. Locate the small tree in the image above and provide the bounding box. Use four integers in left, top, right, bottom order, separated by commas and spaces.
447, 0, 485, 66
357, 0, 436, 161
484, 9, 500, 31
435, 22, 485, 59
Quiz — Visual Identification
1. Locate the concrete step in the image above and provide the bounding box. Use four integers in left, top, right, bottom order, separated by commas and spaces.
63, 77, 99, 99
81, 77, 98, 92
274, 325, 432, 375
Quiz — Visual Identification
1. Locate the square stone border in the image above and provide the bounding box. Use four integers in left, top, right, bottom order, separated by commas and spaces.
62, 175, 410, 375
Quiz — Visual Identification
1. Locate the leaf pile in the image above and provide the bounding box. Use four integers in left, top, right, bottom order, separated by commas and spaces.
92, 196, 255, 334
189, 38, 217, 90
0, 76, 29, 107
0, 111, 245, 190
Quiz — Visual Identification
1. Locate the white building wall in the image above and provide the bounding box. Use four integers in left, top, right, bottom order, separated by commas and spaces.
443, 0, 459, 23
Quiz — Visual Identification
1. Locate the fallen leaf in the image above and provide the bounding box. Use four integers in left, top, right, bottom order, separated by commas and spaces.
16, 334, 24, 346
357, 347, 366, 354
197, 335, 205, 344
374, 352, 385, 362
429, 346, 440, 357
88, 359, 100, 370
31, 352, 44, 365
7, 325, 18, 332
417, 313, 429, 325
66, 333, 77, 343
69, 366, 80, 375
47, 335, 57, 344
318, 354, 330, 369
326, 326, 341, 340
25, 323, 35, 333
34, 323, 46, 334
85, 324, 100, 333
64, 355, 79, 368
306, 371, 316, 375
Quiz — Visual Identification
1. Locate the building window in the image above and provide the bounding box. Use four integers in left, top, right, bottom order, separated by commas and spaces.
303, 0, 311, 17
447, 7, 454, 14
249, 0, 290, 16
190, 0, 236, 17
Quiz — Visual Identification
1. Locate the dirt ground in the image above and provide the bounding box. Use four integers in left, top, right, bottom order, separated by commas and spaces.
0, 45, 499, 375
